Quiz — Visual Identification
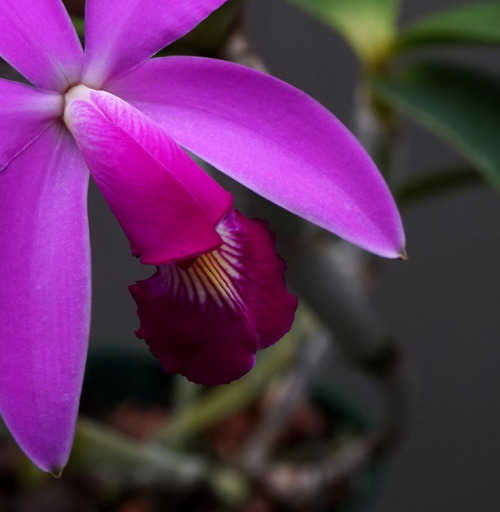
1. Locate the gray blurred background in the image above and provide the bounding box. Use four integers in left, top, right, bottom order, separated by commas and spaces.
85, 1, 500, 510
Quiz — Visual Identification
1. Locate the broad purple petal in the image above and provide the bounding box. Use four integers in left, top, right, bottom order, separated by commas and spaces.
0, 0, 83, 91
0, 79, 63, 171
64, 88, 233, 264
130, 209, 297, 385
0, 124, 91, 472
82, 0, 227, 88
109, 57, 405, 258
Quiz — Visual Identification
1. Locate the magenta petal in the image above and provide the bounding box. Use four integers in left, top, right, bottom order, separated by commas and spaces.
0, 79, 63, 171
130, 209, 297, 386
65, 89, 232, 264
0, 0, 83, 91
0, 125, 91, 472
82, 0, 227, 87
109, 57, 405, 258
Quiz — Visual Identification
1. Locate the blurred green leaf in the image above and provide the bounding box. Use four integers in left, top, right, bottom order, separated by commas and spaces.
284, 0, 400, 69
373, 63, 500, 190
395, 3, 500, 51
71, 15, 84, 39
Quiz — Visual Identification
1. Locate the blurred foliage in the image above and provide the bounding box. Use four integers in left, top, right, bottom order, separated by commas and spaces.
374, 63, 500, 191
284, 0, 500, 201
394, 3, 500, 50
283, 0, 400, 70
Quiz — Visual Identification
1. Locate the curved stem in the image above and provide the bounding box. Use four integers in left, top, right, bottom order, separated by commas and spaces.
154, 309, 313, 448
395, 166, 481, 208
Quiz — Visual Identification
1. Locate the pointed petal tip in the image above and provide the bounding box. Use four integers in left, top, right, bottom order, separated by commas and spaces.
49, 467, 64, 479
399, 248, 409, 261
109, 56, 405, 258
0, 126, 89, 485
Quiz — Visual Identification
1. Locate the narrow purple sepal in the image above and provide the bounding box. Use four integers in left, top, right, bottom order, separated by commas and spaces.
82, 0, 227, 87
0, 79, 63, 171
0, 0, 83, 91
0, 125, 91, 472
109, 56, 405, 258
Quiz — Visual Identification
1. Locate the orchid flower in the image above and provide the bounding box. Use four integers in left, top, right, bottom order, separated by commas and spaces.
0, 0, 405, 473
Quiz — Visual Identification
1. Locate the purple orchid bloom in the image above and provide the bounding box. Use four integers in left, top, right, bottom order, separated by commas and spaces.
0, 0, 405, 473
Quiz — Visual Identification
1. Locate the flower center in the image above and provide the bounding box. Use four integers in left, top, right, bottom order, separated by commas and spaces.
63, 84, 93, 129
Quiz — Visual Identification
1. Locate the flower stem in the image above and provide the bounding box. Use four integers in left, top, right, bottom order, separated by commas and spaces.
395, 166, 481, 208
72, 418, 251, 508
154, 308, 313, 448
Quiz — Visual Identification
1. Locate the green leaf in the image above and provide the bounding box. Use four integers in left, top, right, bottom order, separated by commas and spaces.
284, 0, 400, 68
373, 63, 500, 190
70, 16, 84, 40
395, 3, 500, 51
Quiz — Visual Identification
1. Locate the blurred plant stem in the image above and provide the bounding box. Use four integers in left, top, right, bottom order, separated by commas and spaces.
73, 419, 205, 488
155, 305, 314, 448
72, 419, 251, 509
284, 238, 398, 371
240, 326, 334, 474
237, 326, 407, 509
395, 165, 480, 208
68, 307, 317, 507
353, 81, 399, 183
